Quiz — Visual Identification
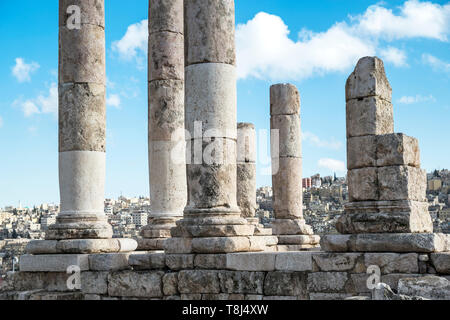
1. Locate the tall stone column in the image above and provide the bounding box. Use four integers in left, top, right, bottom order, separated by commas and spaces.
237, 123, 257, 222
165, 0, 265, 254
320, 57, 445, 253
139, 0, 187, 251
270, 84, 320, 250
23, 1, 137, 257
237, 123, 277, 250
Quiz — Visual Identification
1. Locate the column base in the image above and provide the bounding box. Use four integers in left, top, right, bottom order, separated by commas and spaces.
271, 219, 314, 235
25, 238, 137, 254
336, 200, 433, 234
320, 233, 449, 253
45, 214, 113, 240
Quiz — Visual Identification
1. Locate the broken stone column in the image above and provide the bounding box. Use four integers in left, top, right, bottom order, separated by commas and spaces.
139, 0, 187, 251
24, 0, 137, 256
237, 123, 277, 250
270, 84, 320, 250
321, 56, 441, 253
165, 0, 266, 254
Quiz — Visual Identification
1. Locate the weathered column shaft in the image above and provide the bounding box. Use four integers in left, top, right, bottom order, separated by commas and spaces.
140, 0, 187, 249
237, 123, 257, 220
270, 84, 319, 249
47, 0, 112, 240
165, 0, 265, 254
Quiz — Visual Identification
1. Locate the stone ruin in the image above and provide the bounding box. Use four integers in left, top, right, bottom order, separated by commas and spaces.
0, 0, 449, 301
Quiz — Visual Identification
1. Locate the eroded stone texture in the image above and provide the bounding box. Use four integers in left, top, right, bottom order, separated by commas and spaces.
237, 163, 257, 218
59, 83, 105, 152
337, 200, 432, 234
108, 271, 163, 298
149, 32, 184, 81
59, 25, 105, 84
378, 166, 427, 201
346, 97, 394, 138
398, 276, 450, 300
377, 134, 420, 167
270, 115, 302, 158
186, 160, 238, 210
265, 272, 307, 297
148, 80, 185, 141
178, 270, 220, 294
321, 233, 447, 253
346, 56, 392, 102
270, 84, 300, 115
347, 167, 378, 201
184, 0, 235, 66
149, 0, 183, 34
347, 136, 377, 169
272, 157, 303, 219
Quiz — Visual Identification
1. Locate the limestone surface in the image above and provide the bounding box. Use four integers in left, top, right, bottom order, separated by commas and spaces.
149, 0, 183, 34
346, 56, 392, 102
184, 0, 236, 66
59, 25, 105, 84
149, 32, 184, 81
59, 83, 105, 153
346, 97, 394, 138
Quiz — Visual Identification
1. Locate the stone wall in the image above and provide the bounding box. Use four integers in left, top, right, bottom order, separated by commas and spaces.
1, 251, 449, 300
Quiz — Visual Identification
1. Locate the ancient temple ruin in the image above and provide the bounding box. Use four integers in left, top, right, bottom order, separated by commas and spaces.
0, 0, 448, 301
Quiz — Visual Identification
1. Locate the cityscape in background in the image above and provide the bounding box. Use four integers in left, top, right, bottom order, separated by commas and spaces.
1, 169, 449, 276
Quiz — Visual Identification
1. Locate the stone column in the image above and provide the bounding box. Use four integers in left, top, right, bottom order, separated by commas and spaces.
237, 123, 277, 250
23, 1, 137, 257
46, 0, 112, 241
321, 57, 441, 253
139, 0, 187, 251
270, 84, 319, 250
237, 123, 257, 222
165, 0, 265, 254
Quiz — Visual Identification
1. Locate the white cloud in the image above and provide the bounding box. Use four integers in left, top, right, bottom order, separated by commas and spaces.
422, 53, 450, 73
318, 158, 346, 173
112, 20, 148, 60
107, 94, 121, 108
235, 1, 450, 80
355, 0, 450, 41
20, 101, 40, 117
379, 47, 408, 67
303, 131, 343, 150
13, 82, 58, 117
12, 58, 40, 83
0, 116, 3, 128
236, 13, 374, 80
398, 94, 436, 104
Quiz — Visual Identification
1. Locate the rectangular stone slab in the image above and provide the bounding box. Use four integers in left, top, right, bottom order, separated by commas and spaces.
19, 254, 89, 272
378, 166, 427, 201
376, 133, 420, 168
320, 233, 447, 253
348, 167, 379, 201
337, 200, 433, 234
347, 135, 377, 169
346, 97, 393, 138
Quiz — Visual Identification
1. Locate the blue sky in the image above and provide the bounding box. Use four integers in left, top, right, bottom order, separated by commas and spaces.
0, 0, 449, 208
